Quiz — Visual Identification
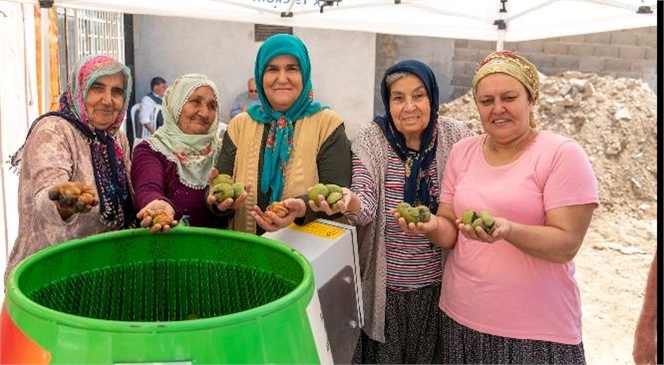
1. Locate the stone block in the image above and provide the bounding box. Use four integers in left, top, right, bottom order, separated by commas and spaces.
553, 55, 579, 69
585, 32, 611, 44
568, 44, 594, 57
593, 45, 620, 58
467, 39, 495, 51
579, 57, 605, 73
516, 40, 544, 53
636, 33, 657, 48
452, 75, 474, 89
629, 59, 656, 71
610, 31, 639, 46
645, 48, 657, 60
619, 47, 646, 60
455, 39, 469, 48
560, 34, 585, 43
543, 42, 568, 55
454, 48, 481, 62
525, 53, 555, 68
604, 58, 632, 72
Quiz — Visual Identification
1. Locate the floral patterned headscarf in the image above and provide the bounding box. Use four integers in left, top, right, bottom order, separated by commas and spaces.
473, 50, 540, 127
147, 73, 222, 188
247, 34, 328, 203
10, 54, 135, 228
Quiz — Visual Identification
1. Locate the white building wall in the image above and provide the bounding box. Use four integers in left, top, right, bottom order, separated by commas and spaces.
0, 2, 39, 285
133, 15, 375, 137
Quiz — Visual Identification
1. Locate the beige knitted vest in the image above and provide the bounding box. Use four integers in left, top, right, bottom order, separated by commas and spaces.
226, 109, 344, 234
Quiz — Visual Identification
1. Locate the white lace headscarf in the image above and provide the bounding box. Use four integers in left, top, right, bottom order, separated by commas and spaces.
147, 73, 222, 188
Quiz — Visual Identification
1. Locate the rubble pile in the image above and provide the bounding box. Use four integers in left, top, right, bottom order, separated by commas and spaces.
439, 71, 658, 219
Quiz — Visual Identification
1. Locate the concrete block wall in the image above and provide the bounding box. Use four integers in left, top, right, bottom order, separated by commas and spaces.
450, 27, 658, 101
373, 34, 455, 117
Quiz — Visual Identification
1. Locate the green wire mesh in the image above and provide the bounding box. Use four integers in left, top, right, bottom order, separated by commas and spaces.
15, 228, 306, 322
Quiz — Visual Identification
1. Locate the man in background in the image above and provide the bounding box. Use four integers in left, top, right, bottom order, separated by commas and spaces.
138, 76, 167, 140
229, 77, 260, 119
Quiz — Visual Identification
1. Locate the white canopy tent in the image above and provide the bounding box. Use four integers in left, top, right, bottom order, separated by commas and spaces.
0, 0, 658, 283
6, 0, 659, 50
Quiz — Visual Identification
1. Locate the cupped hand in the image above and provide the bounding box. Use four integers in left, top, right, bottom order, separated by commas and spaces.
457, 216, 508, 242
308, 187, 358, 215
392, 208, 440, 234
206, 168, 252, 212
137, 199, 177, 233
48, 181, 100, 219
251, 198, 305, 233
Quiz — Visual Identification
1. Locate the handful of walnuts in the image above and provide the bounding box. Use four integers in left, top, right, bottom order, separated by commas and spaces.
211, 174, 245, 202
308, 183, 344, 209
259, 201, 290, 225
48, 182, 98, 213
144, 208, 173, 227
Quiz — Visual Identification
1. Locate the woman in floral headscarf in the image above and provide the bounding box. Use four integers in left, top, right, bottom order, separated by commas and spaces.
430, 51, 598, 364
210, 34, 351, 235
5, 54, 135, 284
131, 74, 230, 232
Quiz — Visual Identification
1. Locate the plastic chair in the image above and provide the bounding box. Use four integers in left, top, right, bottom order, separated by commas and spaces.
129, 104, 143, 149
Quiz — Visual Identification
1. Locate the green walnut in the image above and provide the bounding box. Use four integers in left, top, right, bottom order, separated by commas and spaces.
308, 183, 345, 208
308, 183, 329, 205
326, 191, 343, 207
232, 182, 245, 199
213, 183, 235, 202
325, 184, 343, 195
212, 174, 233, 186
461, 209, 496, 233
417, 205, 432, 222
396, 202, 431, 224
212, 174, 245, 202
461, 210, 477, 225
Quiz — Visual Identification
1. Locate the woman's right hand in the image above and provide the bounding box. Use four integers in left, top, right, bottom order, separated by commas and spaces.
137, 199, 177, 233
206, 168, 251, 212
393, 209, 441, 235
48, 181, 99, 220
308, 187, 360, 215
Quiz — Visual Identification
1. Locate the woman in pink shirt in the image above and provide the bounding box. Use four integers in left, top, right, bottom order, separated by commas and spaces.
400, 51, 599, 364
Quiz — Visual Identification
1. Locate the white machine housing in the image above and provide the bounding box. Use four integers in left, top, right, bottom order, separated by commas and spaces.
263, 219, 363, 364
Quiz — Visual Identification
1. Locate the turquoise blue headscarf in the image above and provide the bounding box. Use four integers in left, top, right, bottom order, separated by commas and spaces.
247, 34, 328, 202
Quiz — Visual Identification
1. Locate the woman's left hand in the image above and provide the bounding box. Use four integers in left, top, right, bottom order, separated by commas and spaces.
251, 198, 305, 233
457, 216, 510, 243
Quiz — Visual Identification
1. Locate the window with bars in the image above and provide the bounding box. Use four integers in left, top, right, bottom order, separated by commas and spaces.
55, 8, 125, 92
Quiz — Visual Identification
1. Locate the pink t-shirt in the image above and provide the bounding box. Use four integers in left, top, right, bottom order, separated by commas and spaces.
440, 131, 599, 345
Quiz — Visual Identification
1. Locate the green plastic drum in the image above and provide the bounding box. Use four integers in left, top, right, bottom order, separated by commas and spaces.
0, 227, 327, 364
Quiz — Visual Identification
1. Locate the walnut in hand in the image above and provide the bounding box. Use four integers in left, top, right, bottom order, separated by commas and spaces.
48, 182, 98, 213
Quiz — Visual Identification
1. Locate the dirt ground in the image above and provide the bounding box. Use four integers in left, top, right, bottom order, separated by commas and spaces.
440, 71, 659, 365
578, 211, 657, 364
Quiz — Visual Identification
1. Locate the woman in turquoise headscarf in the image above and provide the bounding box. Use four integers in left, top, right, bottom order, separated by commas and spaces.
211, 34, 351, 235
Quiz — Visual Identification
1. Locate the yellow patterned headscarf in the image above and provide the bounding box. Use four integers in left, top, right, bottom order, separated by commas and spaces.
472, 51, 540, 127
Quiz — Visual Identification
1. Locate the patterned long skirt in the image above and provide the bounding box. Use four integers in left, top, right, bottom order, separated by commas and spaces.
352, 283, 443, 364
440, 310, 586, 364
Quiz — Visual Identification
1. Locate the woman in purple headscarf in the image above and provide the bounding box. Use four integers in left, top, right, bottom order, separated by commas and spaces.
5, 54, 136, 284
312, 59, 475, 363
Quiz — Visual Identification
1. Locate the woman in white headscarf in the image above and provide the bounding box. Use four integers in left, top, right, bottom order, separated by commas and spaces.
131, 73, 241, 232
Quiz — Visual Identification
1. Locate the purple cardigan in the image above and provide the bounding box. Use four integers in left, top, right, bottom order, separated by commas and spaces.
131, 141, 227, 228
